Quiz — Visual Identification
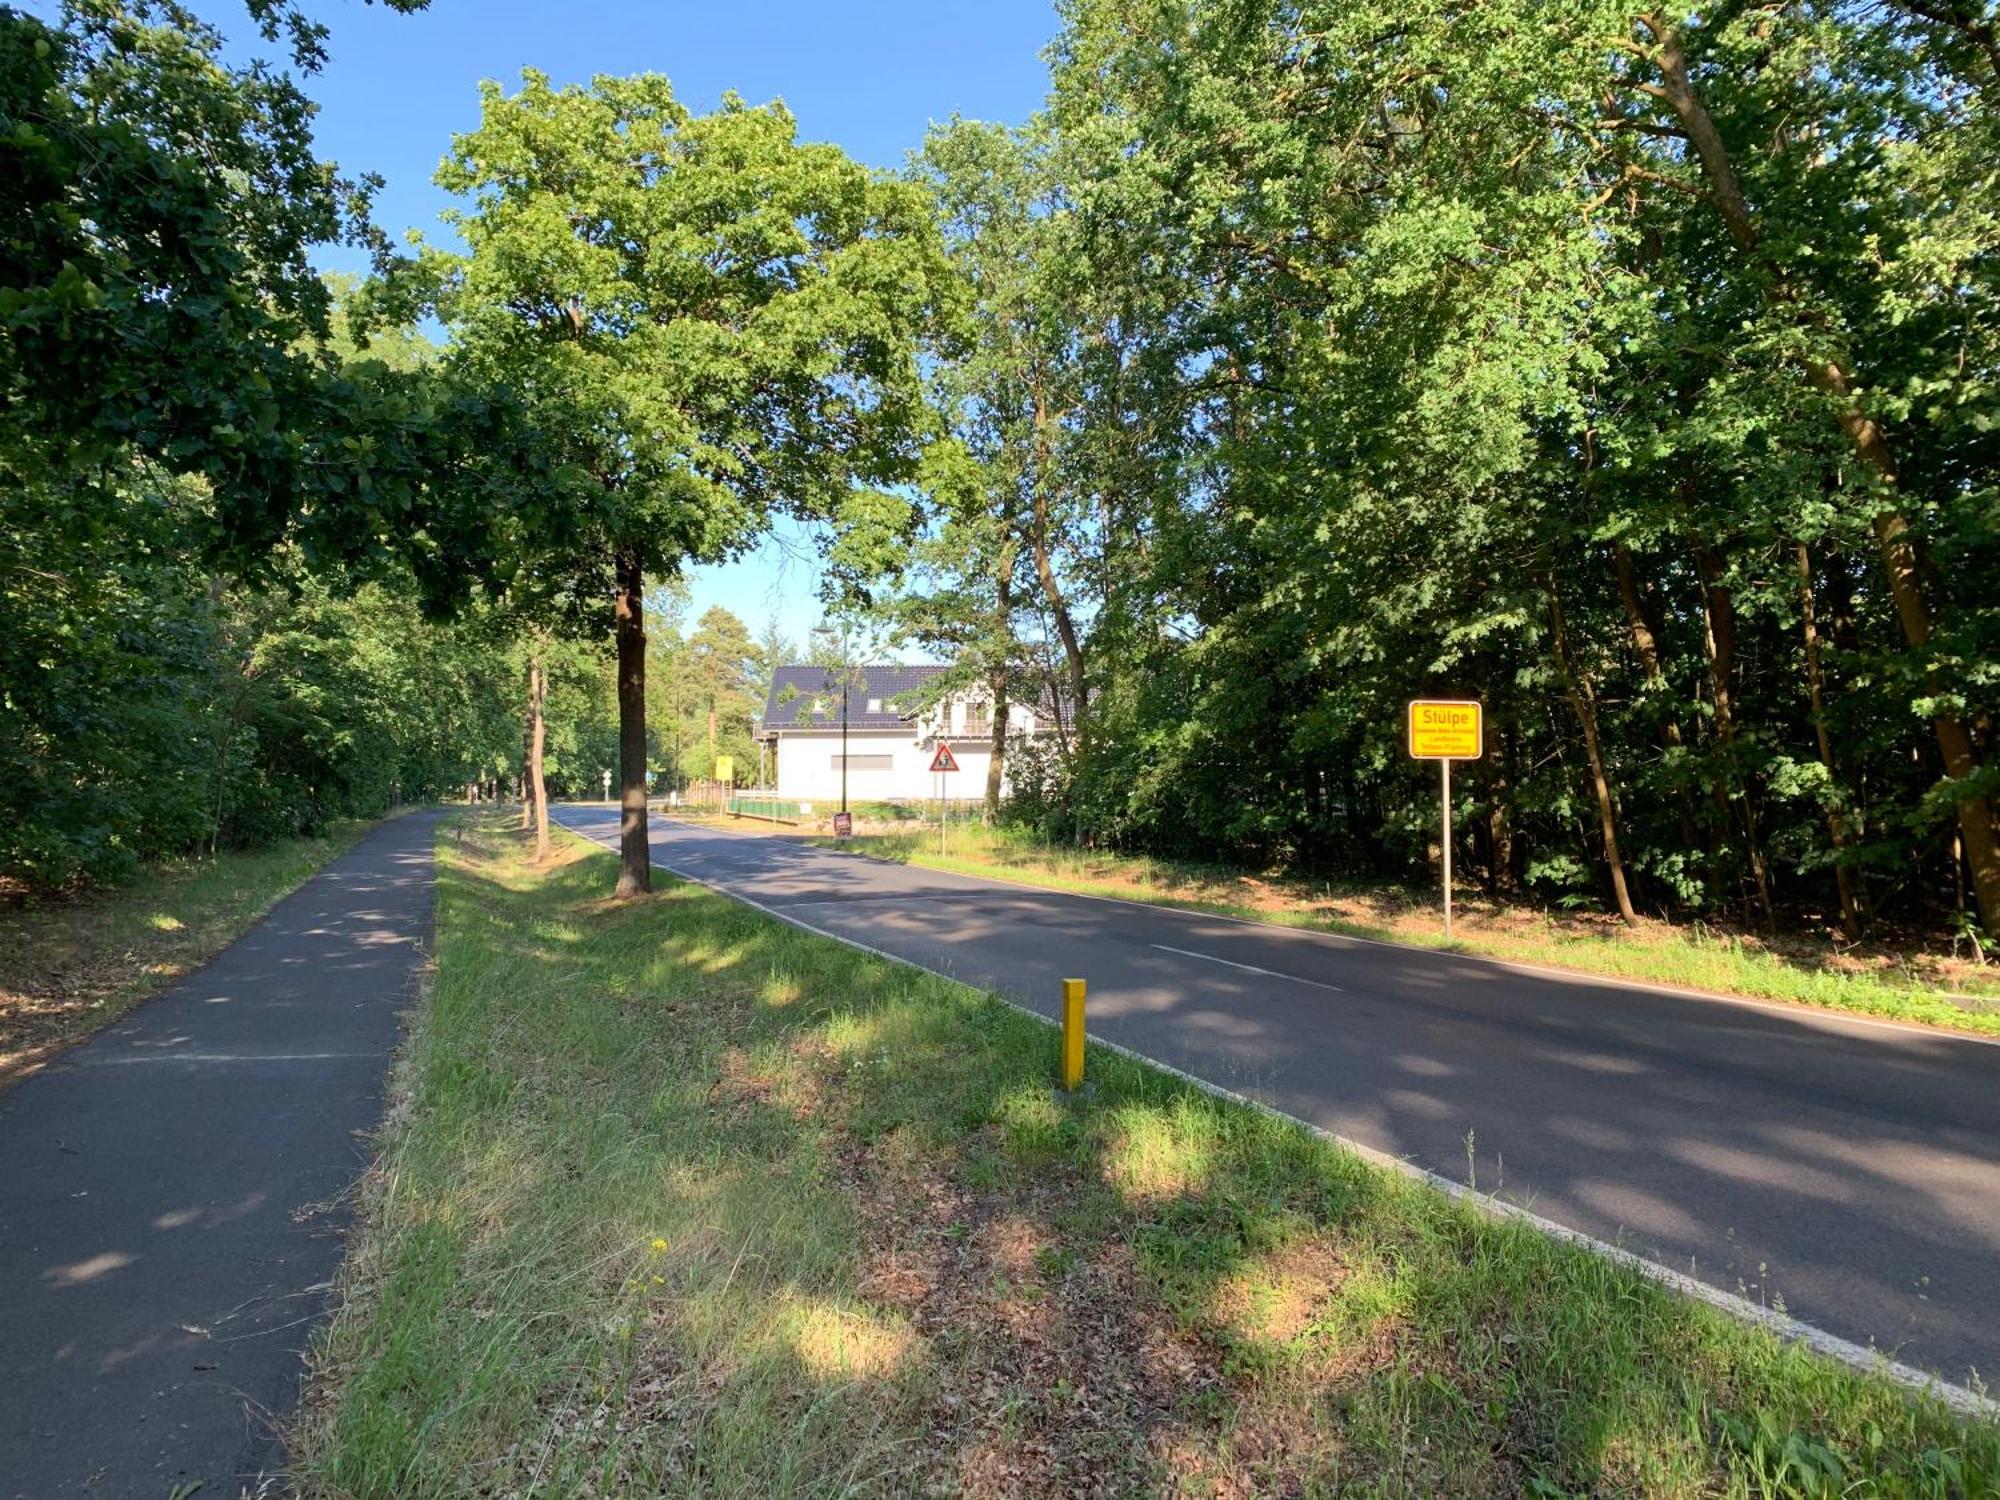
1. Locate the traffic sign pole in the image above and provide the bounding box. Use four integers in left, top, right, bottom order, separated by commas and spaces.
1408, 699, 1480, 940
927, 742, 959, 856
1442, 757, 1452, 939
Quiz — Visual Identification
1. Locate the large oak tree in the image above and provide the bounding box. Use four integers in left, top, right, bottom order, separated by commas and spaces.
422, 72, 953, 894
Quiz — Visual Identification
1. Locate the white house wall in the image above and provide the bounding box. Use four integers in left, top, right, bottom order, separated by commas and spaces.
772, 731, 999, 804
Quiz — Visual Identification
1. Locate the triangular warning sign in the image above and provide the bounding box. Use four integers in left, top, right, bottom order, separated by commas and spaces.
929, 742, 960, 773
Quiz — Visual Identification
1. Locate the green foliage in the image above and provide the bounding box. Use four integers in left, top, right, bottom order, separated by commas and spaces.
882, 121, 1072, 758
874, 0, 2000, 936
15, 0, 1998, 942
409, 69, 958, 607
0, 1, 361, 485
0, 1, 539, 595
0, 2, 580, 893
646, 604, 766, 787
0, 466, 523, 893
532, 635, 618, 798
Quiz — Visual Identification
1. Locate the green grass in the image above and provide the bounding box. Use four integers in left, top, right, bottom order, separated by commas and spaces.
0, 813, 395, 1080
298, 814, 1996, 1497
804, 821, 2000, 1039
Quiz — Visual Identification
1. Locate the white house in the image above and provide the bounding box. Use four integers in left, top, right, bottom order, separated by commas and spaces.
758, 664, 1051, 805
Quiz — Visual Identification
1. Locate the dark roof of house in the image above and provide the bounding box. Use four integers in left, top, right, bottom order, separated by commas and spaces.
762, 663, 946, 732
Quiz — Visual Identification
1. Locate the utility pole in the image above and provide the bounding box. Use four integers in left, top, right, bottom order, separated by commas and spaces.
812, 623, 855, 819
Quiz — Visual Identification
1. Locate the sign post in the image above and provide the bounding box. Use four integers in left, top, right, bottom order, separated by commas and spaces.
928, 742, 960, 855
1407, 700, 1483, 938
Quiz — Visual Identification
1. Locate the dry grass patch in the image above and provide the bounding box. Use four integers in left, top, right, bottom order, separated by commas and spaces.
1212, 1240, 1346, 1351
787, 1301, 918, 1382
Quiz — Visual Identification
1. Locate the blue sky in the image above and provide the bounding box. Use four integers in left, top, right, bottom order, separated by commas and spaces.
214, 0, 1062, 654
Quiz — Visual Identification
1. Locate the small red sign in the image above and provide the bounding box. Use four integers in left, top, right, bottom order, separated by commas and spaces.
928, 743, 960, 773
833, 811, 853, 837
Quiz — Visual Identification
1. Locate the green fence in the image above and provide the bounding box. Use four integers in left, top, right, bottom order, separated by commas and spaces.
730, 794, 802, 823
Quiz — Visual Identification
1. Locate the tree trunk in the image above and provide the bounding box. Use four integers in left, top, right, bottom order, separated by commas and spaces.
1546, 576, 1639, 925
984, 569, 1014, 823
209, 668, 256, 859
1028, 382, 1087, 750
614, 550, 651, 897
1611, 543, 1682, 747
1486, 772, 1511, 897
985, 681, 1008, 827
530, 654, 550, 862
1635, 15, 2000, 929
1611, 542, 1704, 864
520, 658, 536, 832
1796, 544, 1862, 937
1868, 506, 2000, 925
1692, 544, 1774, 927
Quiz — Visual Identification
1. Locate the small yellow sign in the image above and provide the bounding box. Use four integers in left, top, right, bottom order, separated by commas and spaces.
714, 756, 735, 784
1408, 700, 1482, 759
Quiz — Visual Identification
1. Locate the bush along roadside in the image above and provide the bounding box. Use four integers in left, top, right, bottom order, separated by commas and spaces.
298, 814, 1998, 1497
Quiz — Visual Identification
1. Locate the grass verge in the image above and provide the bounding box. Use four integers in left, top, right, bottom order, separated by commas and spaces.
0, 813, 396, 1085
802, 822, 2000, 1039
298, 814, 1995, 1497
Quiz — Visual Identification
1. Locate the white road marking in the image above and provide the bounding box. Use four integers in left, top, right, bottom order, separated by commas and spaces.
548, 807, 1995, 1414
646, 810, 2000, 1048
75, 1052, 376, 1065
1149, 943, 1344, 993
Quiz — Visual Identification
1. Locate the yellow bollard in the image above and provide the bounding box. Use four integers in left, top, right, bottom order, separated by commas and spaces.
1061, 978, 1086, 1091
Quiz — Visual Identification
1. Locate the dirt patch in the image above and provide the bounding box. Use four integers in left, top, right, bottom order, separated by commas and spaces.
831, 1140, 1246, 1495
708, 1043, 829, 1124
0, 933, 188, 1083
821, 1127, 1454, 1496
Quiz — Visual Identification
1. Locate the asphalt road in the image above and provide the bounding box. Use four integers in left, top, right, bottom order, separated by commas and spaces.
0, 809, 440, 1499
555, 804, 2000, 1386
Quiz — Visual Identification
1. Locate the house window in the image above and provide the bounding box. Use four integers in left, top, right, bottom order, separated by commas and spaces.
963, 703, 991, 735
866, 698, 882, 714
832, 754, 893, 771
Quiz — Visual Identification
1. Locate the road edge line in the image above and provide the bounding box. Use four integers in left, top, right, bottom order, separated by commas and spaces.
681, 814, 2000, 1048
553, 810, 1997, 1421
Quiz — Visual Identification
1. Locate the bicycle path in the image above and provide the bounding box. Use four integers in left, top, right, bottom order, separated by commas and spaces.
0, 809, 442, 1499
